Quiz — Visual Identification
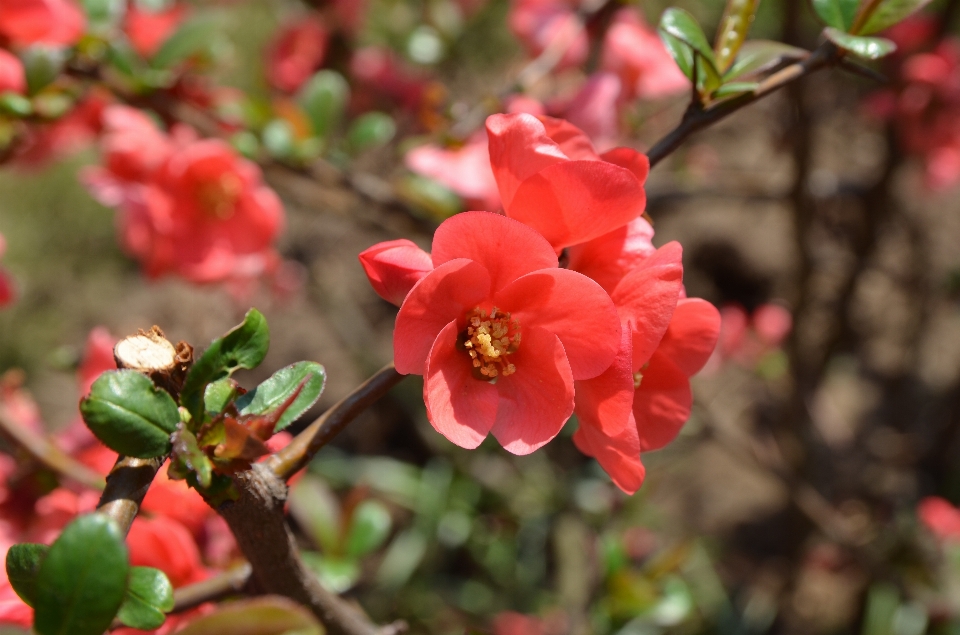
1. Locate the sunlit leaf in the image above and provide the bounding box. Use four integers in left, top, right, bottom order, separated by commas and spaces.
713, 0, 761, 73
712, 81, 760, 99
724, 40, 808, 80
347, 112, 396, 153
824, 27, 896, 59
345, 500, 392, 558
116, 567, 174, 631
660, 31, 694, 80
812, 0, 859, 30
236, 361, 326, 432
301, 552, 361, 594
298, 70, 349, 139
659, 8, 720, 77
859, 0, 933, 34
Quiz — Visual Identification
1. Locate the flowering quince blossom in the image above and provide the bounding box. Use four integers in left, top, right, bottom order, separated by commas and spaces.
377, 211, 622, 454
707, 302, 792, 370
84, 105, 286, 286
266, 14, 329, 93
0, 50, 26, 95
124, 2, 188, 58
509, 0, 588, 71
600, 8, 690, 102
486, 113, 650, 252
918, 496, 960, 541
0, 0, 85, 47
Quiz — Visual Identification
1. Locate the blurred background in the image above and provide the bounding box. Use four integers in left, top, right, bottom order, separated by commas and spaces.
2, 0, 960, 633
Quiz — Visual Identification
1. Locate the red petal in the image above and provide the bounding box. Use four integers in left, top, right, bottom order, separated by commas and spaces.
537, 115, 600, 160
506, 159, 647, 251
0, 267, 15, 308
634, 351, 691, 452
612, 241, 684, 368
431, 211, 558, 293
656, 298, 720, 376
496, 269, 620, 380
566, 216, 656, 294
490, 327, 574, 454
394, 259, 490, 375
359, 238, 433, 306
486, 113, 568, 211
424, 320, 499, 449
573, 414, 645, 494
599, 147, 650, 184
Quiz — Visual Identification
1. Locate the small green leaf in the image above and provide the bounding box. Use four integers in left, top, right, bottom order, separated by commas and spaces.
5, 543, 48, 607
859, 0, 933, 34
107, 40, 144, 77
204, 378, 242, 415
659, 8, 719, 75
173, 597, 323, 635
80, 0, 125, 31
80, 370, 180, 458
0, 92, 32, 117
116, 567, 174, 631
713, 81, 760, 98
396, 173, 464, 220
724, 40, 808, 80
170, 423, 212, 488
347, 112, 396, 153
824, 27, 897, 59
34, 515, 129, 635
659, 31, 695, 80
298, 70, 349, 139
151, 18, 214, 67
345, 500, 392, 558
289, 474, 342, 553
21, 48, 66, 95
812, 0, 860, 30
180, 309, 270, 422
235, 361, 326, 432
713, 0, 761, 73
301, 552, 361, 594
261, 119, 297, 160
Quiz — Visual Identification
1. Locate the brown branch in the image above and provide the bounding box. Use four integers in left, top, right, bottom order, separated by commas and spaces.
0, 405, 105, 490
646, 41, 842, 168
171, 562, 253, 613
266, 364, 404, 482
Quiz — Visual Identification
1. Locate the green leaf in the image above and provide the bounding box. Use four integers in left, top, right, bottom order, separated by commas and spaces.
345, 500, 392, 558
289, 474, 342, 553
713, 81, 760, 98
34, 515, 129, 635
235, 361, 326, 432
695, 54, 724, 96
396, 174, 464, 220
5, 543, 48, 607
724, 40, 808, 80
173, 597, 323, 635
659, 8, 719, 76
116, 567, 174, 631
347, 112, 396, 153
80, 0, 125, 31
713, 0, 761, 73
301, 552, 361, 594
204, 378, 242, 416
823, 27, 897, 59
151, 18, 214, 67
261, 119, 297, 160
812, 0, 860, 30
21, 48, 66, 96
859, 0, 933, 34
0, 92, 32, 117
80, 370, 180, 458
659, 31, 695, 80
297, 70, 349, 139
170, 423, 212, 488
180, 308, 270, 422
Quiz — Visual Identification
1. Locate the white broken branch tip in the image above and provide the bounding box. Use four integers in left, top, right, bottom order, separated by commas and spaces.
114, 326, 179, 373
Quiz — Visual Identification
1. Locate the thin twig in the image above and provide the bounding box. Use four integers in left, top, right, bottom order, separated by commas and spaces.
171, 562, 253, 613
0, 405, 105, 490
646, 41, 842, 168
267, 364, 404, 482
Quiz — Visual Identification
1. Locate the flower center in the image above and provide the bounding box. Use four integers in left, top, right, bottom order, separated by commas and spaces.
460, 307, 521, 380
196, 173, 242, 219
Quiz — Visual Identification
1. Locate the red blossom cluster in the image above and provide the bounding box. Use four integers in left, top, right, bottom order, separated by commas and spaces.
0, 233, 14, 309
84, 105, 287, 291
361, 114, 720, 493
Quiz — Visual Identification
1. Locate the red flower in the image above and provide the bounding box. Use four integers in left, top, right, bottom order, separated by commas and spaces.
84, 106, 285, 285
0, 50, 25, 95
405, 132, 503, 212
0, 233, 14, 309
350, 47, 429, 113
266, 15, 329, 93
389, 211, 622, 454
124, 2, 187, 58
127, 515, 209, 587
509, 0, 587, 71
486, 113, 649, 252
919, 496, 960, 541
600, 8, 690, 101
0, 0, 85, 47
359, 238, 433, 306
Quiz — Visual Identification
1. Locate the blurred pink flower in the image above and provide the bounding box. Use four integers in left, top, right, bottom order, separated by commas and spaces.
708, 302, 792, 370
0, 50, 26, 95
0, 0, 85, 46
509, 0, 587, 70
266, 14, 329, 93
919, 496, 960, 541
405, 132, 502, 212
350, 46, 428, 113
601, 8, 689, 101
0, 233, 14, 309
548, 72, 623, 151
124, 2, 187, 58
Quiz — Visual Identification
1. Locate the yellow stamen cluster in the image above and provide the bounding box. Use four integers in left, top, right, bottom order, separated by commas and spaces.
197, 173, 243, 219
462, 307, 521, 379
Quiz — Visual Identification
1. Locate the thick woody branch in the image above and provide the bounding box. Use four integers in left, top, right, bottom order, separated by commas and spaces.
0, 405, 105, 491
646, 41, 842, 168
266, 364, 404, 481
96, 328, 191, 536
